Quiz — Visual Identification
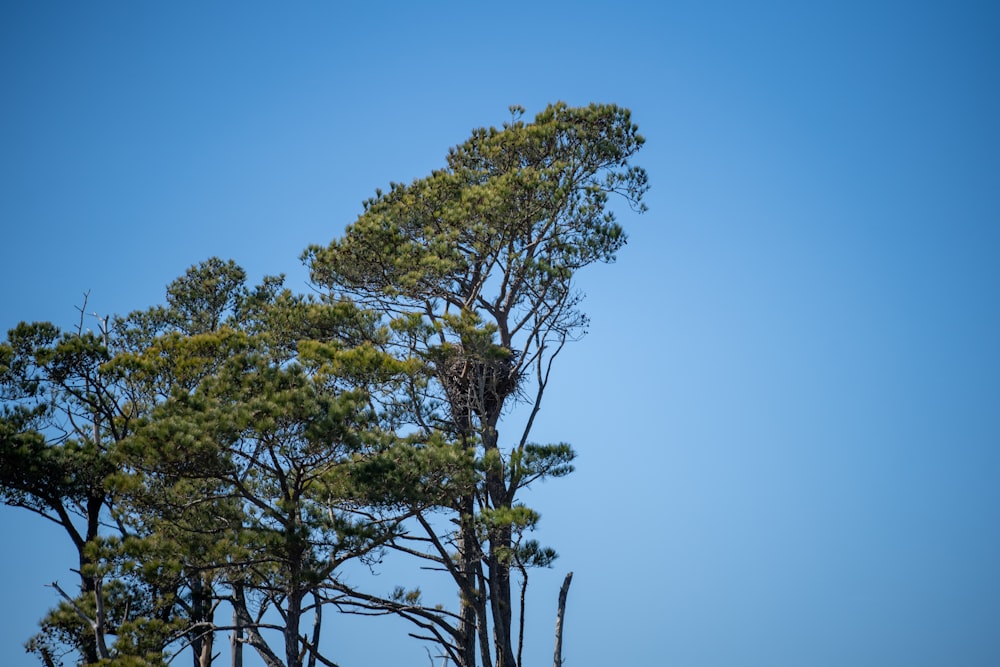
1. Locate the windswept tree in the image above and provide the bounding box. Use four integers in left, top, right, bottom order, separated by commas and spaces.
304, 102, 647, 667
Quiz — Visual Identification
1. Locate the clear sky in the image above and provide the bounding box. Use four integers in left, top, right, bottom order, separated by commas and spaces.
2, 1, 999, 665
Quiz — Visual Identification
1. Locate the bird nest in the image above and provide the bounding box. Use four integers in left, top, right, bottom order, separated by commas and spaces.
429, 343, 522, 431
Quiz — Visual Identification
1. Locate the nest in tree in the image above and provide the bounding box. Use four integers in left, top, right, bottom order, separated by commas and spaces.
430, 344, 522, 432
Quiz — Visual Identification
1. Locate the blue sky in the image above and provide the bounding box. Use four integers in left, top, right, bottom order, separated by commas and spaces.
2, 1, 999, 665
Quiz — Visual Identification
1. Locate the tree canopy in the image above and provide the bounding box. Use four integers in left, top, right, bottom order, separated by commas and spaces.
1, 102, 646, 667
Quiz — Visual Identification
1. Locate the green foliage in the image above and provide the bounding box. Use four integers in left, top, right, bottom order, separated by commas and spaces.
389, 586, 423, 606
2, 103, 644, 667
109, 258, 468, 666
515, 539, 557, 569
299, 103, 645, 667
304, 102, 646, 327
164, 257, 247, 334
345, 434, 474, 507
509, 442, 576, 488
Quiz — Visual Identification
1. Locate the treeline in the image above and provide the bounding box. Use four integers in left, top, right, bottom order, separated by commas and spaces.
0, 103, 647, 667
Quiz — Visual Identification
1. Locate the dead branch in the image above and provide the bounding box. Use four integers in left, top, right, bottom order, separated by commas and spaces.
553, 572, 573, 667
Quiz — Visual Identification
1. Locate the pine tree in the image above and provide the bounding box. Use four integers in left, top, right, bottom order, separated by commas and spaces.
304, 102, 647, 667
115, 258, 467, 667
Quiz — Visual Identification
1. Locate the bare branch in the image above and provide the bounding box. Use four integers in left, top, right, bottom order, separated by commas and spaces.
553, 572, 573, 667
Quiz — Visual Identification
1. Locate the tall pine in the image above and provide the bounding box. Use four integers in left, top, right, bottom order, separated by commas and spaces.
305, 102, 647, 667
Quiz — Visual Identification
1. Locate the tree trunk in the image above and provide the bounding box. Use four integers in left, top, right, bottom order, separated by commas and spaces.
483, 420, 515, 667
457, 494, 479, 667
231, 598, 243, 667
79, 494, 104, 665
307, 592, 322, 667
516, 566, 527, 667
285, 540, 305, 667
488, 537, 516, 667
233, 586, 284, 667
191, 574, 215, 667
552, 572, 573, 667
475, 562, 493, 667
285, 586, 304, 667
